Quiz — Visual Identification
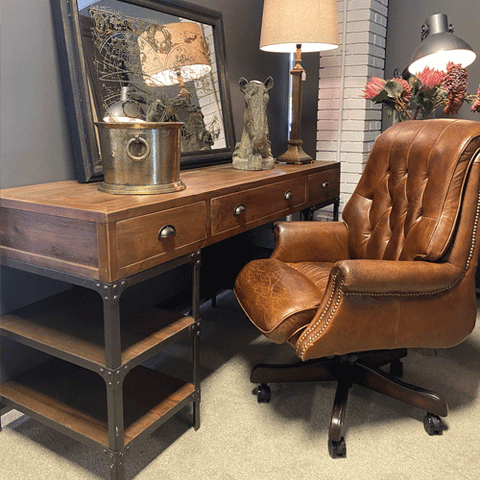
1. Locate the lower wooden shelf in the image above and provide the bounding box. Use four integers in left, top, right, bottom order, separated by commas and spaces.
0, 358, 195, 449
0, 288, 195, 371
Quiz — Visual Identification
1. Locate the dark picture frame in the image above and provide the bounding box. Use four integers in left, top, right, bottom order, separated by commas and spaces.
51, 0, 235, 182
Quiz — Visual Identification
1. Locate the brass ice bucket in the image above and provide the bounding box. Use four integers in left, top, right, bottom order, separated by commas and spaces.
96, 122, 186, 194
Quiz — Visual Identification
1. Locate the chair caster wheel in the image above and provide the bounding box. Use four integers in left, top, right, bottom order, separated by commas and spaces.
255, 384, 271, 403
424, 413, 443, 436
328, 437, 346, 459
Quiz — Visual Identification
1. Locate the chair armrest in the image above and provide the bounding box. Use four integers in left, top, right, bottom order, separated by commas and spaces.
271, 221, 350, 263
295, 259, 469, 361
335, 259, 463, 295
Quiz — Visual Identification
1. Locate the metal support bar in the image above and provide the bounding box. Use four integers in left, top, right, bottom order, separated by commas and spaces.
190, 250, 201, 431
95, 280, 127, 370
95, 281, 129, 453
299, 197, 341, 222
190, 250, 201, 322
103, 369, 126, 453
192, 322, 201, 431
333, 198, 340, 221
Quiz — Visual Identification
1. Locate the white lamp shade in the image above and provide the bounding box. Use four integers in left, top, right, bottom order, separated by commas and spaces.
260, 0, 340, 53
139, 22, 211, 86
409, 48, 476, 75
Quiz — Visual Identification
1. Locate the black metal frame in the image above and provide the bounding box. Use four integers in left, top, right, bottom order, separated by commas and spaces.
0, 252, 202, 480
301, 196, 340, 221
51, 0, 236, 182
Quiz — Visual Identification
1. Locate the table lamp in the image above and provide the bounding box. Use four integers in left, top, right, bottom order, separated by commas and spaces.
260, 0, 339, 164
138, 22, 211, 95
408, 14, 476, 75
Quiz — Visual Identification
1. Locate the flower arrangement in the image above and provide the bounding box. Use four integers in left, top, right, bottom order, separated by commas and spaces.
363, 62, 480, 122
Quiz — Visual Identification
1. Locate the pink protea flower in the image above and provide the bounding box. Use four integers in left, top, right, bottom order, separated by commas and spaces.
397, 78, 412, 102
416, 66, 446, 89
471, 85, 480, 113
363, 77, 387, 98
443, 62, 468, 115
443, 62, 469, 94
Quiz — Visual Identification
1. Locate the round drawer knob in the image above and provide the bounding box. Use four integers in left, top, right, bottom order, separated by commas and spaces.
234, 204, 246, 216
284, 191, 293, 201
322, 181, 329, 188
158, 225, 176, 240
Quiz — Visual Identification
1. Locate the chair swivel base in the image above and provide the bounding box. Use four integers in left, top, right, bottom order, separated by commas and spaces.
250, 349, 448, 458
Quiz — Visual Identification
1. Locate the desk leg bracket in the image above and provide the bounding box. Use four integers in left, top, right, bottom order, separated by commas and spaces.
94, 280, 128, 302
99, 364, 130, 388
102, 445, 129, 480
192, 387, 201, 405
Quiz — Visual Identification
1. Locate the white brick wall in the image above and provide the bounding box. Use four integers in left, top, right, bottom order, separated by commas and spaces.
316, 0, 388, 220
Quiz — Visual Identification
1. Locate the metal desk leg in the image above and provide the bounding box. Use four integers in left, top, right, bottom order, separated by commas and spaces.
333, 197, 340, 221
191, 250, 201, 431
98, 282, 127, 480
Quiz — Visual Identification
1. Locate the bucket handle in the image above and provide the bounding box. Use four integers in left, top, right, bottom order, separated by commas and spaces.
126, 135, 150, 162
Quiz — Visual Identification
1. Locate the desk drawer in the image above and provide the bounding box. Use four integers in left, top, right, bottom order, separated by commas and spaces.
307, 168, 340, 204
211, 179, 305, 235
116, 202, 207, 269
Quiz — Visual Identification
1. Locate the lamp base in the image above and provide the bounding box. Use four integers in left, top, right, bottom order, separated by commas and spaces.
276, 139, 314, 165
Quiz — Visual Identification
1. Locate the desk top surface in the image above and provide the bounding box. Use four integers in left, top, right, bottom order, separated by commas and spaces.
0, 162, 339, 223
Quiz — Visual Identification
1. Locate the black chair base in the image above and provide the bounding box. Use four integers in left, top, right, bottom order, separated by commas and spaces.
250, 349, 448, 458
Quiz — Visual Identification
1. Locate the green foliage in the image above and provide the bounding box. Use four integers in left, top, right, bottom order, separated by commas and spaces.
384, 80, 405, 98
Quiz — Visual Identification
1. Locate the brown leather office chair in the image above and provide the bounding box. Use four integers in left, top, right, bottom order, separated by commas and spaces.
234, 119, 480, 458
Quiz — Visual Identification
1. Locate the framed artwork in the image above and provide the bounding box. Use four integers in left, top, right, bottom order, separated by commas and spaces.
52, 0, 235, 182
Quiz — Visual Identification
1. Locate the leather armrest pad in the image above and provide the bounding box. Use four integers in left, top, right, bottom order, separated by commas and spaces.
271, 221, 349, 263
335, 259, 463, 295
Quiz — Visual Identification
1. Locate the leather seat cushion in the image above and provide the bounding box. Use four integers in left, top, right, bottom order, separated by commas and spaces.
286, 261, 333, 291
234, 258, 334, 343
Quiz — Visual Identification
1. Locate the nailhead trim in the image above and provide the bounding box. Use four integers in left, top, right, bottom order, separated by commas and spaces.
298, 271, 344, 361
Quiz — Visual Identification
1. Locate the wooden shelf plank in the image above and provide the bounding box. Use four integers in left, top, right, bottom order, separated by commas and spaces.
0, 358, 194, 448
0, 288, 194, 370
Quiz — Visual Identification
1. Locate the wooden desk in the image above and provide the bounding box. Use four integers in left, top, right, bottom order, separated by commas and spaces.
0, 161, 339, 479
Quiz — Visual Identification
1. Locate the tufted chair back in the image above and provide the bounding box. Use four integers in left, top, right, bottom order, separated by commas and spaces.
343, 119, 480, 262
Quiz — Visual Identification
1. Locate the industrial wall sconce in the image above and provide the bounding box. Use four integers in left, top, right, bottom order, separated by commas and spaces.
408, 13, 476, 75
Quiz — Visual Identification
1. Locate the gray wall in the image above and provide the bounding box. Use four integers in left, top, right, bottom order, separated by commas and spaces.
385, 0, 480, 125
1, 2, 77, 315
0, 3, 75, 189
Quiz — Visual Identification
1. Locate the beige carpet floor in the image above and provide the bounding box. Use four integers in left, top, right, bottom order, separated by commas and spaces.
1, 290, 479, 480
